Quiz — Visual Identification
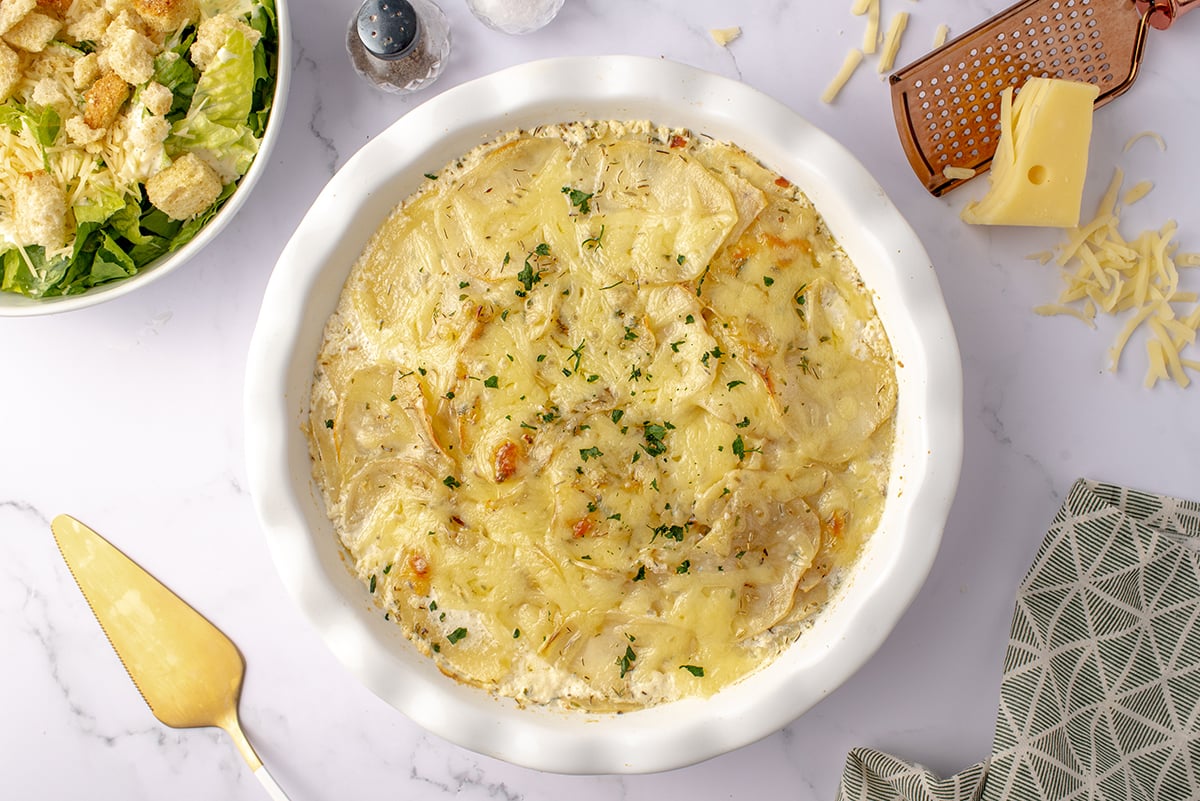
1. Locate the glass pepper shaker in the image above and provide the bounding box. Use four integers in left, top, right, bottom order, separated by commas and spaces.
347, 0, 451, 94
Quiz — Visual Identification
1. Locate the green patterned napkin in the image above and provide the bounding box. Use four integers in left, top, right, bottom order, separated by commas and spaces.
837, 479, 1200, 801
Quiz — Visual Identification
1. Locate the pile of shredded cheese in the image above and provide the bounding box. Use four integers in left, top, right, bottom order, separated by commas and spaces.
822, 0, 919, 104
1030, 156, 1200, 389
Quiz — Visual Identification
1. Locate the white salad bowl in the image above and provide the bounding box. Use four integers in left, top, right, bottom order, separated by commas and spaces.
244, 55, 963, 774
0, 1, 291, 317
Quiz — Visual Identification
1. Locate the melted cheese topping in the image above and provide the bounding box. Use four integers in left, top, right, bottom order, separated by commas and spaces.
307, 121, 897, 711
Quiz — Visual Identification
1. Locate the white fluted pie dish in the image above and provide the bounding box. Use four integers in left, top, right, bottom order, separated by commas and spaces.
244, 55, 962, 774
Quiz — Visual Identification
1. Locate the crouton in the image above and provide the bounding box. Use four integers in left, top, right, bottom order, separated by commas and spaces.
83, 70, 127, 128
126, 108, 166, 149
72, 49, 98, 88
13, 169, 68, 249
36, 0, 73, 17
146, 152, 223, 220
31, 75, 70, 110
3, 10, 61, 51
190, 12, 258, 72
0, 0, 37, 35
0, 40, 18, 101
98, 12, 152, 83
65, 5, 108, 41
139, 78, 171, 115
64, 113, 104, 144
132, 0, 193, 33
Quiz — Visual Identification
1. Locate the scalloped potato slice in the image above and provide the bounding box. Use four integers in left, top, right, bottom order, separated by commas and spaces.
440, 137, 576, 279
580, 141, 739, 282
692, 469, 822, 638
346, 199, 449, 351
339, 457, 442, 545
333, 365, 446, 466
641, 285, 719, 410
776, 279, 897, 463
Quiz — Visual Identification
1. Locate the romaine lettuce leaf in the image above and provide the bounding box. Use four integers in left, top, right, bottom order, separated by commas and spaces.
169, 22, 259, 178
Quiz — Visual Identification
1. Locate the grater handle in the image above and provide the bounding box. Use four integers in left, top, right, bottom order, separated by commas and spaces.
1135, 0, 1199, 29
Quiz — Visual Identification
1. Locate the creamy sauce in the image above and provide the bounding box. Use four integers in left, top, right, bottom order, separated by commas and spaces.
307, 121, 896, 711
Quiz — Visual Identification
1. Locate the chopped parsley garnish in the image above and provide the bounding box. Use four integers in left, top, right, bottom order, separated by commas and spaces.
651, 522, 687, 542
579, 446, 603, 461
424, 172, 438, 180
633, 564, 646, 581
736, 416, 751, 428
732, 435, 747, 461
561, 186, 593, 213
443, 475, 462, 489
794, 283, 808, 319
676, 254, 686, 265
641, 422, 670, 456
763, 276, 775, 287
732, 435, 761, 461
323, 419, 334, 429
483, 375, 499, 388
447, 627, 468, 645
369, 574, 377, 593
676, 560, 691, 574
623, 326, 638, 341
516, 260, 540, 294
680, 665, 705, 677
727, 380, 745, 389
618, 644, 637, 678
513, 628, 521, 638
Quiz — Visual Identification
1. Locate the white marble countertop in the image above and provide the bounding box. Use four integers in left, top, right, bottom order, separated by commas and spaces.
4, 1, 1199, 799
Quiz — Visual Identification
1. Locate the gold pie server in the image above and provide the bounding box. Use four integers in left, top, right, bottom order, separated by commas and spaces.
50, 514, 291, 800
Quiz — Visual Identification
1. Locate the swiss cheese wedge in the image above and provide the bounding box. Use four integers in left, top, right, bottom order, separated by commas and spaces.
962, 77, 1099, 228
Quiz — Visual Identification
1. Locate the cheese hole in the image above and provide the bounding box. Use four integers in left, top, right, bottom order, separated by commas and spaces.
1027, 164, 1048, 185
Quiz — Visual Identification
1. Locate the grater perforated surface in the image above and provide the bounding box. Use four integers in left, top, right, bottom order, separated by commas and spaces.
890, 0, 1149, 196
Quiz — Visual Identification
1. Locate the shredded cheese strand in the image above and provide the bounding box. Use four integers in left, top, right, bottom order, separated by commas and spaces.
822, 49, 864, 104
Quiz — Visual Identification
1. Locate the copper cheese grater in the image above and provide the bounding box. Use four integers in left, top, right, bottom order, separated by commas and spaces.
890, 0, 1195, 196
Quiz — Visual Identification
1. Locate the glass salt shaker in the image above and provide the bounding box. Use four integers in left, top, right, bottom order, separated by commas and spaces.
347, 0, 451, 94
466, 0, 565, 34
